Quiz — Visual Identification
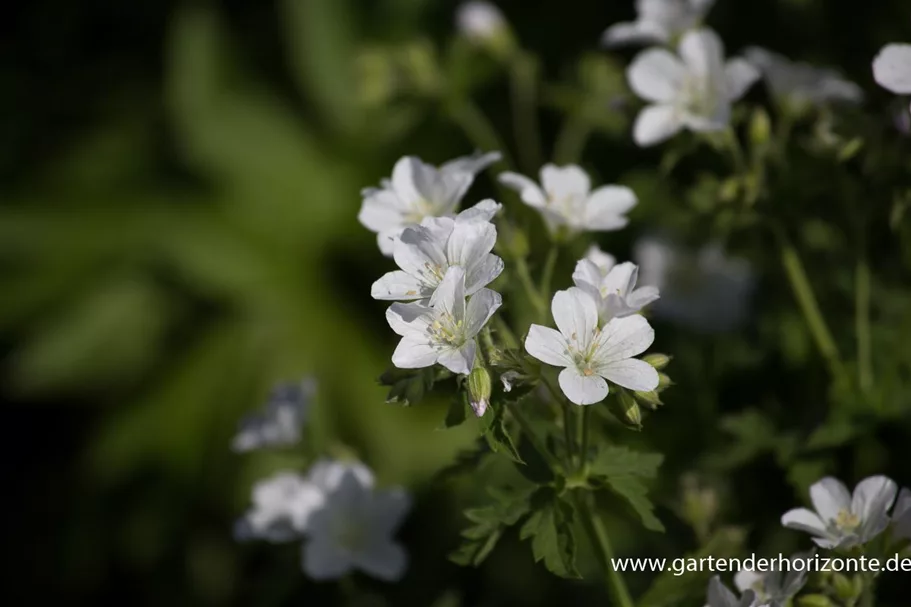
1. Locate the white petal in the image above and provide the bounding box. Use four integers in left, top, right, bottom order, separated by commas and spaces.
525, 325, 572, 367
437, 341, 476, 375
852, 475, 897, 540
572, 259, 603, 291
627, 286, 661, 310
302, 538, 353, 580
447, 222, 497, 288
602, 262, 639, 298
499, 172, 547, 207
810, 477, 852, 523
440, 150, 501, 175
430, 266, 467, 320
781, 508, 828, 536
873, 44, 911, 94
585, 245, 616, 273
368, 489, 412, 533
679, 28, 725, 80
587, 185, 637, 218
552, 287, 599, 347
734, 569, 763, 593
602, 21, 666, 47
385, 302, 433, 337
358, 190, 405, 233
377, 229, 399, 257
594, 315, 655, 362
372, 271, 429, 301
353, 541, 408, 582
559, 367, 609, 405
465, 254, 504, 295
464, 288, 502, 337
540, 164, 591, 200
725, 58, 760, 101
457, 198, 502, 223
393, 226, 449, 286
707, 576, 739, 607
633, 104, 683, 146
627, 48, 686, 103
598, 358, 659, 391
391, 335, 439, 369
390, 156, 426, 206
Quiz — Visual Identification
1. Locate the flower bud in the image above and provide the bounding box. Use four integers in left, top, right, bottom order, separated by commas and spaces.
456, 2, 515, 59
468, 367, 492, 417
642, 353, 671, 370
749, 107, 771, 147
831, 574, 858, 601
656, 372, 672, 392
634, 390, 663, 409
797, 595, 836, 607
618, 390, 642, 428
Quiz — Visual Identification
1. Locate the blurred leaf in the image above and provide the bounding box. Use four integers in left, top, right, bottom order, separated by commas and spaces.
449, 487, 534, 567
480, 406, 523, 463
519, 489, 581, 579
590, 446, 664, 532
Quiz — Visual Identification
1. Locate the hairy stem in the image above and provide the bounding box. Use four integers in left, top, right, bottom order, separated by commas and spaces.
577, 494, 635, 607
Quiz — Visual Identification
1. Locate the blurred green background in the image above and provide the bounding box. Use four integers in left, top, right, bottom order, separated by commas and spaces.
3, 0, 911, 605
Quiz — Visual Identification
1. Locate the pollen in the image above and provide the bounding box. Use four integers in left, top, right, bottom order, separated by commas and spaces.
583, 368, 594, 376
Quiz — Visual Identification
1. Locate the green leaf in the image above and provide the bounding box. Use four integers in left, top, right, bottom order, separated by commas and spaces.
449, 488, 534, 567
379, 367, 435, 406
440, 394, 470, 429
519, 490, 581, 579
590, 446, 664, 532
480, 407, 523, 463
638, 527, 747, 607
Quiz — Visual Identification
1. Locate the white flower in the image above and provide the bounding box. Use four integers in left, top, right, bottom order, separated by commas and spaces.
457, 1, 507, 42
892, 487, 911, 541
744, 47, 862, 108
627, 28, 759, 146
603, 0, 714, 47
735, 552, 811, 607
232, 378, 316, 452
634, 236, 753, 332
371, 200, 504, 301
234, 460, 374, 543
386, 267, 502, 375
359, 151, 501, 256
873, 43, 911, 113
572, 248, 660, 324
705, 576, 757, 607
302, 464, 411, 581
499, 165, 637, 235
781, 475, 898, 549
524, 288, 658, 405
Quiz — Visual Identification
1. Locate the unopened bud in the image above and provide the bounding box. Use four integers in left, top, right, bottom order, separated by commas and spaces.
797, 595, 836, 607
618, 390, 642, 428
642, 353, 671, 370
634, 390, 662, 409
749, 107, 771, 147
656, 373, 672, 392
468, 367, 492, 417
831, 574, 858, 601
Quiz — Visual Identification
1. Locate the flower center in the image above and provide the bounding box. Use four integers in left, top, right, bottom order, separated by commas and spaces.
679, 74, 720, 119
835, 509, 861, 532
430, 312, 464, 347
566, 328, 602, 376
330, 516, 367, 552
404, 198, 439, 224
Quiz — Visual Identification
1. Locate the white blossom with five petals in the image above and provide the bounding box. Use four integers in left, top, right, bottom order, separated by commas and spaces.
627, 28, 759, 146
524, 288, 659, 405
603, 0, 715, 48
386, 267, 501, 375
358, 151, 500, 256
873, 44, 911, 113
302, 464, 411, 582
371, 200, 503, 302
781, 475, 898, 549
499, 165, 637, 235
572, 248, 660, 324
734, 552, 810, 607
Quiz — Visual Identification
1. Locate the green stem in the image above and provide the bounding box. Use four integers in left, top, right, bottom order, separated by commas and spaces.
855, 258, 873, 394
553, 114, 593, 165
578, 406, 591, 475
447, 98, 516, 170
540, 374, 576, 469
513, 255, 547, 317
509, 53, 544, 174
539, 244, 559, 313
779, 239, 843, 377
724, 127, 747, 177
492, 315, 519, 350
577, 494, 634, 607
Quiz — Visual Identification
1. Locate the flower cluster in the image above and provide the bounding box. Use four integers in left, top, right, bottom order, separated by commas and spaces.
233, 379, 411, 582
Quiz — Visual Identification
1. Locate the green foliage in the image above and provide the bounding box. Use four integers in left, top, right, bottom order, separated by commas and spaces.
449, 487, 535, 567
519, 489, 581, 579
590, 446, 665, 532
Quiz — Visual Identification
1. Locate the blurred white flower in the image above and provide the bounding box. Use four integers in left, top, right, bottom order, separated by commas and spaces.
873, 43, 911, 113
744, 47, 862, 108
627, 28, 759, 146
705, 576, 756, 607
735, 552, 810, 607
386, 267, 501, 375
232, 378, 316, 452
524, 287, 658, 405
782, 475, 898, 549
457, 1, 507, 43
572, 249, 660, 324
302, 464, 411, 581
359, 151, 501, 256
371, 200, 504, 301
234, 460, 374, 543
634, 236, 753, 332
499, 165, 637, 235
892, 487, 911, 541
603, 0, 714, 48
